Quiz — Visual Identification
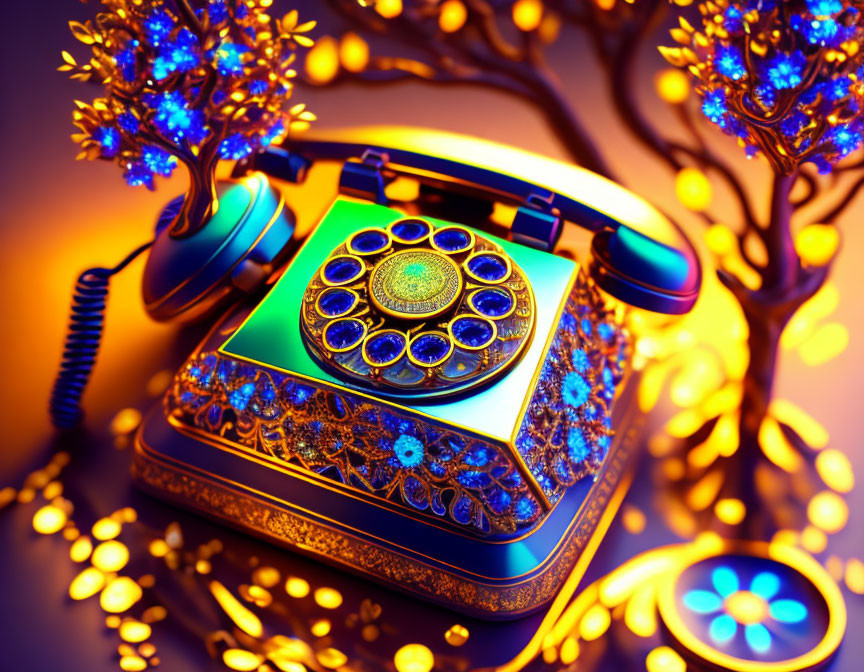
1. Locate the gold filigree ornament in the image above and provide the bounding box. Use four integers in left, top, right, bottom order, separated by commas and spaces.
300, 218, 536, 400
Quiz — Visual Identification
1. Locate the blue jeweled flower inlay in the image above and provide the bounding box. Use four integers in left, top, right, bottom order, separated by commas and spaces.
393, 434, 424, 468
562, 371, 591, 408
325, 319, 364, 350
432, 227, 471, 252
452, 317, 495, 349
390, 218, 430, 242
467, 253, 508, 282
350, 230, 389, 254
471, 288, 513, 318
365, 332, 405, 365
410, 333, 451, 365
323, 256, 362, 284
318, 288, 356, 317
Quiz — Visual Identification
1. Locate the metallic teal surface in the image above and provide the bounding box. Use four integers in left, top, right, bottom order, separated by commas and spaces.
142, 175, 293, 322
222, 198, 575, 443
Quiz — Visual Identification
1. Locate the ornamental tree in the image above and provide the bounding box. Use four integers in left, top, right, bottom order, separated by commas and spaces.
310, 0, 864, 536
61, 0, 316, 236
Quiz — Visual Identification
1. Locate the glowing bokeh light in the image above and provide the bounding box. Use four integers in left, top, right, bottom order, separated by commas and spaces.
32, 505, 67, 534
807, 491, 849, 534
512, 0, 543, 32
69, 567, 106, 600
393, 644, 434, 672
675, 167, 712, 212
91, 540, 130, 572
100, 577, 143, 613
439, 0, 468, 33
646, 646, 686, 672
313, 586, 343, 609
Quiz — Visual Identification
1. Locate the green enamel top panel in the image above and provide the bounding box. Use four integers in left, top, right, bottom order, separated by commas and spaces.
221, 198, 576, 443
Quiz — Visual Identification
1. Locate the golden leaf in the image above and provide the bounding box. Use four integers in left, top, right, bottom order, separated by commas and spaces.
294, 20, 317, 33
62, 50, 77, 66
658, 46, 686, 67
58, 64, 74, 72
282, 9, 298, 30
293, 35, 314, 48
670, 28, 691, 45
69, 20, 94, 45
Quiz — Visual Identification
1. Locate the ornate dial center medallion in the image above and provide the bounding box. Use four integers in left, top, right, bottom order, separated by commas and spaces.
300, 217, 536, 399
368, 249, 462, 320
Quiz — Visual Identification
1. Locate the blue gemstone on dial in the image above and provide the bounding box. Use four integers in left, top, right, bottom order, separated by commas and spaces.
324, 256, 362, 284
467, 254, 508, 282
391, 218, 430, 242
433, 227, 471, 252
471, 288, 513, 317
410, 333, 451, 365
325, 319, 365, 350
365, 331, 405, 365
318, 288, 356, 316
350, 230, 389, 254
452, 316, 494, 348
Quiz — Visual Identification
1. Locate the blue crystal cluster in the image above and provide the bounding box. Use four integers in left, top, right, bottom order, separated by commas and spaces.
513, 272, 628, 505
674, 0, 864, 173
66, 0, 313, 194
169, 351, 543, 535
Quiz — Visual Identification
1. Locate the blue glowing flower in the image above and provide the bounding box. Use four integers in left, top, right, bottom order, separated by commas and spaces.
795, 15, 844, 46
123, 162, 154, 189
219, 133, 254, 159
152, 28, 199, 80
572, 348, 590, 373
142, 145, 177, 176
208, 0, 229, 24
825, 76, 852, 101
115, 46, 137, 82
827, 123, 863, 158
766, 53, 805, 90
567, 427, 590, 463
249, 79, 269, 95
93, 126, 120, 158
144, 9, 175, 46
150, 91, 208, 145
702, 89, 728, 125
562, 371, 590, 408
214, 41, 251, 76
716, 47, 746, 80
393, 434, 424, 468
807, 0, 843, 16
683, 566, 808, 655
117, 112, 139, 135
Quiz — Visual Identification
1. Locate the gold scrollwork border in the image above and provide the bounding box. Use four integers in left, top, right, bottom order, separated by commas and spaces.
131, 414, 641, 617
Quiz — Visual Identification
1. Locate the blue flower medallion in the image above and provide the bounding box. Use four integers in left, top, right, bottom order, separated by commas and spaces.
658, 544, 846, 671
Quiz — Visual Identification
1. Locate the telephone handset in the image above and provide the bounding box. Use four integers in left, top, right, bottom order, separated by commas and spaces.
51, 126, 701, 617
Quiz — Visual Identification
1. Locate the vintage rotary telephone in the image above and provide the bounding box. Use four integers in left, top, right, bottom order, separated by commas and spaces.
51, 126, 700, 617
